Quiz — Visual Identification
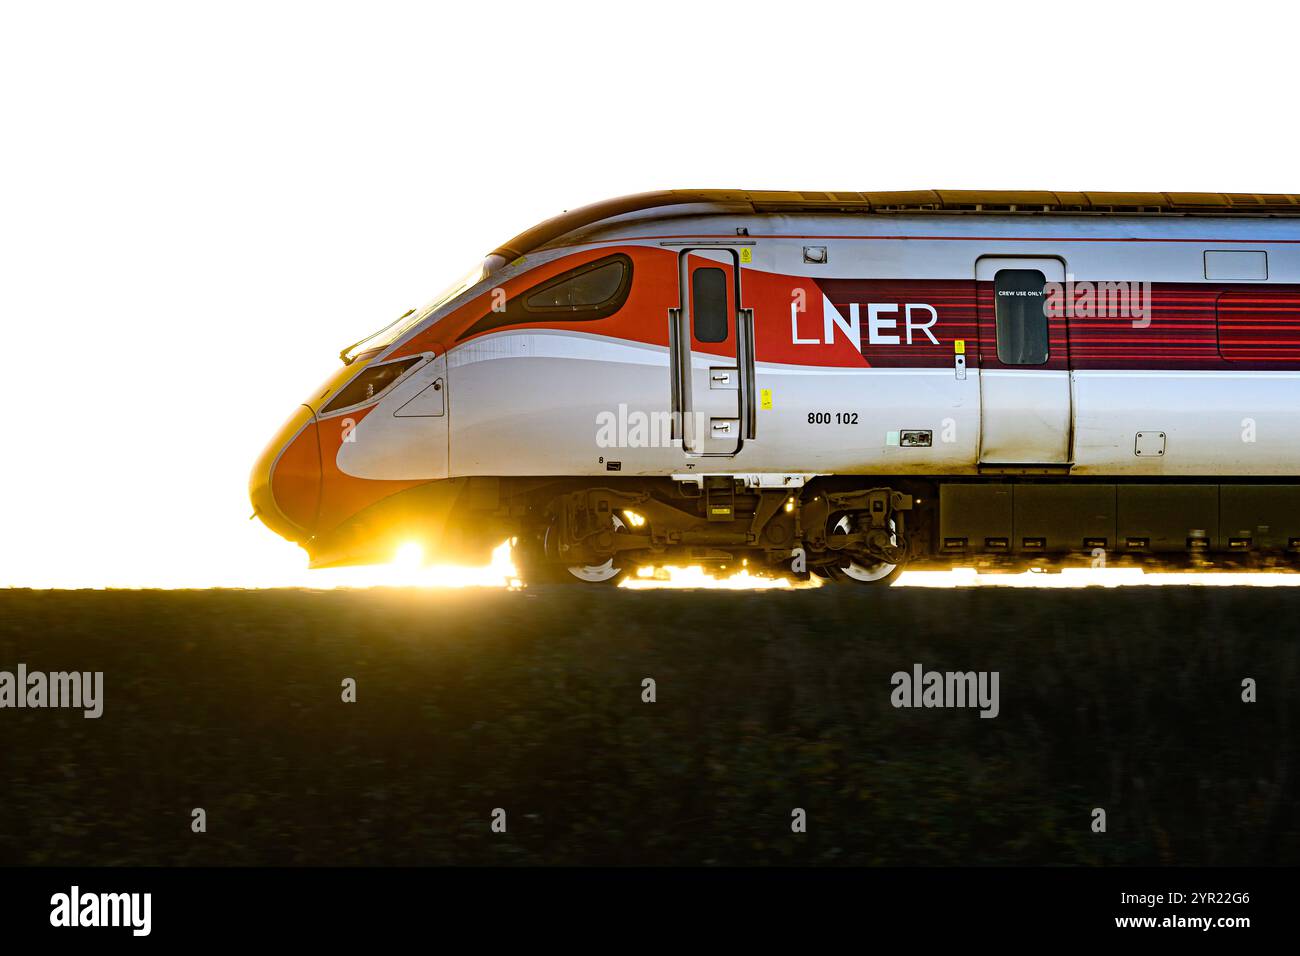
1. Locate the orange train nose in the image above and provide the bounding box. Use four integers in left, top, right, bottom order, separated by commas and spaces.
249, 405, 321, 544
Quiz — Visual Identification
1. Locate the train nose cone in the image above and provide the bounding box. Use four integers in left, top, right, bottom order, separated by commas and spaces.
249, 405, 322, 543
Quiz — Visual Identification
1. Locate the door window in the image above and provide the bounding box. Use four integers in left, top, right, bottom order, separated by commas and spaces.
994, 269, 1050, 365
692, 267, 729, 343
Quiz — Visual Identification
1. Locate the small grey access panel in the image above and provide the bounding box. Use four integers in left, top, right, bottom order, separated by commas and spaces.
1134, 431, 1166, 457
1204, 250, 1267, 281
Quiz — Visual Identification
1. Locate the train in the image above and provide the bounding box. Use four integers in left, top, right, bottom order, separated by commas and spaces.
249, 189, 1300, 584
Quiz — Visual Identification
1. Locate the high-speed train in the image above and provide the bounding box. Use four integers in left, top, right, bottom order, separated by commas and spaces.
250, 189, 1300, 584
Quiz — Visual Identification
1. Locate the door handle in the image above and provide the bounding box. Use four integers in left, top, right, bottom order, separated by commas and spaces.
740, 308, 756, 439
668, 308, 683, 440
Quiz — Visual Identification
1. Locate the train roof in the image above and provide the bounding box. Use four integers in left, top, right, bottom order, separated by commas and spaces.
489, 189, 1300, 262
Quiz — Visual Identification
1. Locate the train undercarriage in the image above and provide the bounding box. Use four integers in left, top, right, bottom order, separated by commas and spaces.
489, 476, 1300, 586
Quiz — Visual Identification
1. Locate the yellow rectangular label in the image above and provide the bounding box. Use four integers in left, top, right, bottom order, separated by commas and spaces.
760, 388, 773, 410
954, 339, 966, 355
739, 248, 752, 263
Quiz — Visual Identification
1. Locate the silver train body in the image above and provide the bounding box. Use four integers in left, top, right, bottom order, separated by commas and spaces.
250, 190, 1300, 583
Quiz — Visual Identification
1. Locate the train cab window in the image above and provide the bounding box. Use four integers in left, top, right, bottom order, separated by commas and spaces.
692, 267, 728, 343
994, 269, 1050, 365
525, 256, 629, 311
321, 356, 423, 414
456, 253, 632, 340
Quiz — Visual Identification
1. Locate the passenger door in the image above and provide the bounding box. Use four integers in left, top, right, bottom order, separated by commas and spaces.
670, 248, 755, 455
976, 257, 1072, 465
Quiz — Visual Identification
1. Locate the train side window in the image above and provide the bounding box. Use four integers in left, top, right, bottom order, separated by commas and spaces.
994, 269, 1050, 365
692, 267, 728, 343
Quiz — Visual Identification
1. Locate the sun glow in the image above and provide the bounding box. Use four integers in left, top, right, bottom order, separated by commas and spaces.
354, 549, 1300, 591
8, 518, 1299, 591
622, 565, 807, 589
296, 540, 522, 589
897, 568, 1300, 588
619, 567, 1300, 590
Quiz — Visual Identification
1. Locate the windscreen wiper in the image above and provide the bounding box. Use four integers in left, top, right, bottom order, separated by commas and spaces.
339, 308, 415, 365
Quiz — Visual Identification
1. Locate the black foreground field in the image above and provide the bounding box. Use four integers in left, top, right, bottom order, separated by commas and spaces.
0, 586, 1296, 866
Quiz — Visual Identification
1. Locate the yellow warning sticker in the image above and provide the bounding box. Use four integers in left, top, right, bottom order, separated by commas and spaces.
739, 248, 753, 264
954, 339, 966, 355
760, 388, 773, 410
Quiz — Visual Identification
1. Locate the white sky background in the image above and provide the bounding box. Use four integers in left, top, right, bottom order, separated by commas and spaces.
1, 0, 1298, 587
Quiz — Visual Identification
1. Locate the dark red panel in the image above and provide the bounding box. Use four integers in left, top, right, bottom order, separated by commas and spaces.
1217, 290, 1300, 363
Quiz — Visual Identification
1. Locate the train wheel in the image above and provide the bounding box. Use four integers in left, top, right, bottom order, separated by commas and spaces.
557, 512, 631, 584
822, 514, 905, 586
517, 512, 632, 586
